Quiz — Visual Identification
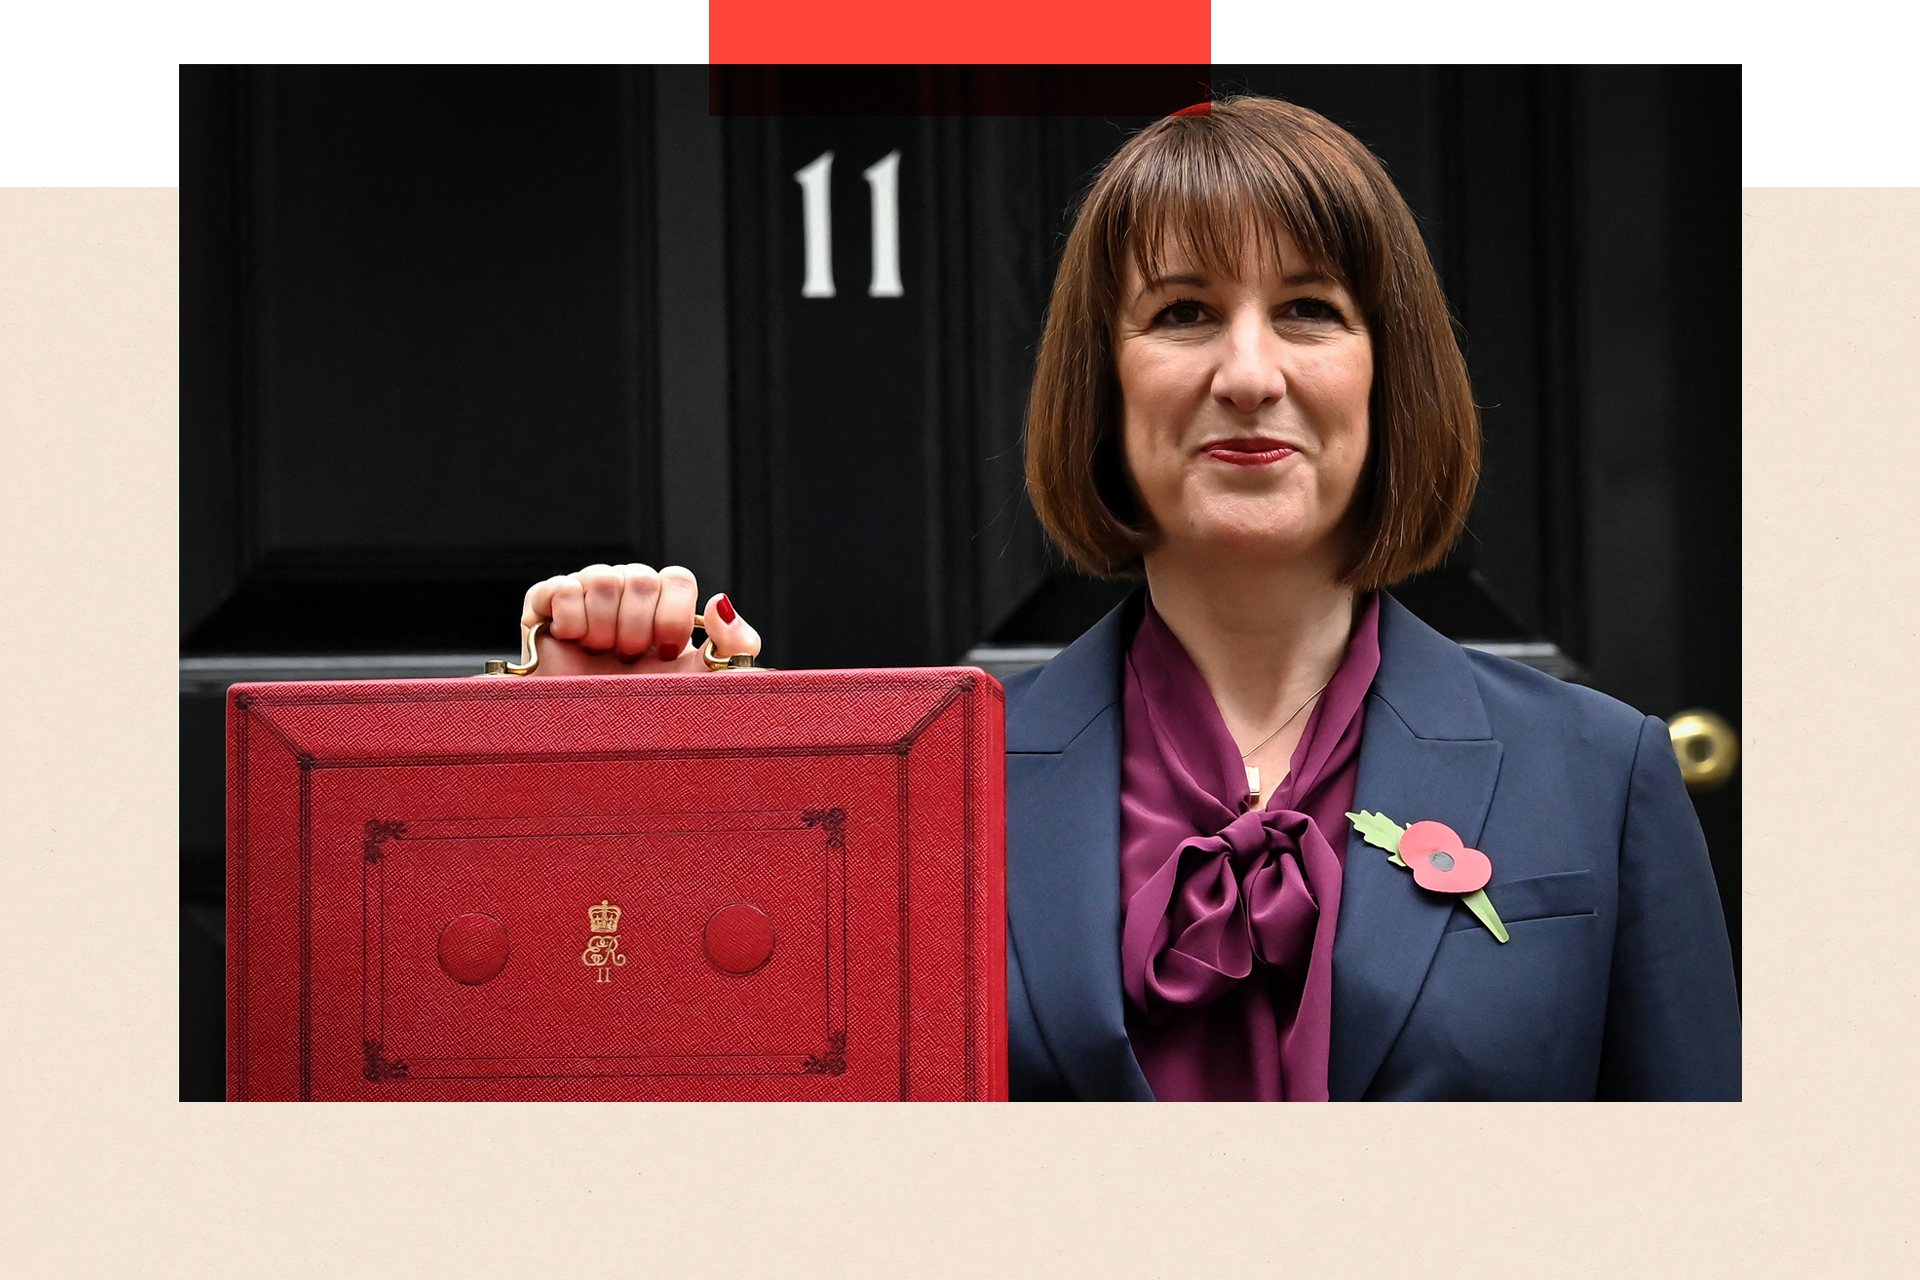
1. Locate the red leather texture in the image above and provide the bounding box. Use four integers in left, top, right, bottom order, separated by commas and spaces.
226, 668, 1007, 1101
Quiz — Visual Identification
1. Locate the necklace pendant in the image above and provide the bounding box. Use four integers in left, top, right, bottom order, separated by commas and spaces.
1245, 765, 1261, 808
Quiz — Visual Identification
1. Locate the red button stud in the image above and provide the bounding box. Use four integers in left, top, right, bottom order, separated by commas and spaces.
704, 903, 776, 975
437, 912, 510, 985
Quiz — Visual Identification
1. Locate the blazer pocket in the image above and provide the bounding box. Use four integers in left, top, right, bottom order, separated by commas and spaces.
1444, 869, 1596, 933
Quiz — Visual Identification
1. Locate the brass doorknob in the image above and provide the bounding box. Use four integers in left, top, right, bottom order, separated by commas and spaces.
1666, 709, 1739, 793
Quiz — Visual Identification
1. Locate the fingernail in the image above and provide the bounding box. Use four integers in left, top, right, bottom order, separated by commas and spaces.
657, 640, 683, 662
715, 594, 737, 624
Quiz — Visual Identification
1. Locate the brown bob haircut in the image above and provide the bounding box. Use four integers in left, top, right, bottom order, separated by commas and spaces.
1025, 96, 1480, 587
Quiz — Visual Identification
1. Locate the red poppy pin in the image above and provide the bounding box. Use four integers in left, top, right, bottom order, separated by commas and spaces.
1346, 810, 1510, 943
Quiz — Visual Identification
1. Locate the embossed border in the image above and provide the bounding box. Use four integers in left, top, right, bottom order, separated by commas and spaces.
358, 809, 847, 1081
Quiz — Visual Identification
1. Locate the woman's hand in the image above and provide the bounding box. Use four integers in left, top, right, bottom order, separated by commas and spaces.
520, 564, 761, 676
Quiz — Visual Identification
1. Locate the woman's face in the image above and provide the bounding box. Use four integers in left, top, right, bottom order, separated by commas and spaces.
1114, 229, 1373, 574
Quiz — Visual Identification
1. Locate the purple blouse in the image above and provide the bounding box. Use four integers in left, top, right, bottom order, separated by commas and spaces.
1118, 592, 1382, 1101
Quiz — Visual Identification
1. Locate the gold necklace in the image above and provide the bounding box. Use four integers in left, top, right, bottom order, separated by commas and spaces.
1239, 678, 1331, 807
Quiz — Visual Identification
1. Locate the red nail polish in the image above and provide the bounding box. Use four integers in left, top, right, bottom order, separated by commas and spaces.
715, 594, 737, 624
657, 640, 683, 662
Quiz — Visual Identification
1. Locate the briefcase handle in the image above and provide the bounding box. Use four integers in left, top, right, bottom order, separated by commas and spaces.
481, 615, 763, 677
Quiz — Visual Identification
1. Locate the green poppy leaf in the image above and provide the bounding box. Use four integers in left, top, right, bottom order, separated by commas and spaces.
1346, 810, 1407, 855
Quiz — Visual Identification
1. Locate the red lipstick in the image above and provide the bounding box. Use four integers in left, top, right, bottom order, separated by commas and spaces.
1202, 437, 1297, 466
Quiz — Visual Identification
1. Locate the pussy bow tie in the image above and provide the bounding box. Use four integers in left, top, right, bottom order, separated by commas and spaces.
1122, 805, 1341, 1022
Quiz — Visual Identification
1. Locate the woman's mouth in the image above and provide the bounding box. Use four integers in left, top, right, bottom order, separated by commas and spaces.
1202, 437, 1297, 466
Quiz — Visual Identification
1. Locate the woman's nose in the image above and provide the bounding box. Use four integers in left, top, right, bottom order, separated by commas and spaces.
1211, 311, 1285, 414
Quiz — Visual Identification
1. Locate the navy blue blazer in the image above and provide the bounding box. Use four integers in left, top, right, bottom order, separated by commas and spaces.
1002, 591, 1741, 1101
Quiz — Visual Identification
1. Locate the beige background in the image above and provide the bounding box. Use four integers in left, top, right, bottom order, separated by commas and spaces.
0, 186, 1912, 1274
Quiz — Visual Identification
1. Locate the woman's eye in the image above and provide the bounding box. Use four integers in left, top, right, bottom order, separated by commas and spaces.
1285, 297, 1345, 323
1156, 299, 1208, 326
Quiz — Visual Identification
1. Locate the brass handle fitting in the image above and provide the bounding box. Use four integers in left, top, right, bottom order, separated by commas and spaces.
482, 615, 762, 677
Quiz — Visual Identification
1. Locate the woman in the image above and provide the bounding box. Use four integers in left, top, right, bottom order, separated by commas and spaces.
520, 97, 1740, 1101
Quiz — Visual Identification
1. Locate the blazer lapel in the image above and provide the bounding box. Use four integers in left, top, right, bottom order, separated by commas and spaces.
1328, 593, 1505, 1101
1005, 594, 1155, 1101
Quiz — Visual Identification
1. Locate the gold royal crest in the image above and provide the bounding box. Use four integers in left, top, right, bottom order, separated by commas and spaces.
581, 899, 627, 982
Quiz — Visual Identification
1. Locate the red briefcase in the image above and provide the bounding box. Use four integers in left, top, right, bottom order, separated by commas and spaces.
226, 666, 1006, 1100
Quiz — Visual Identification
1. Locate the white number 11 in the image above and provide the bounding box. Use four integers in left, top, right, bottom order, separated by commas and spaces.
794, 149, 903, 299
